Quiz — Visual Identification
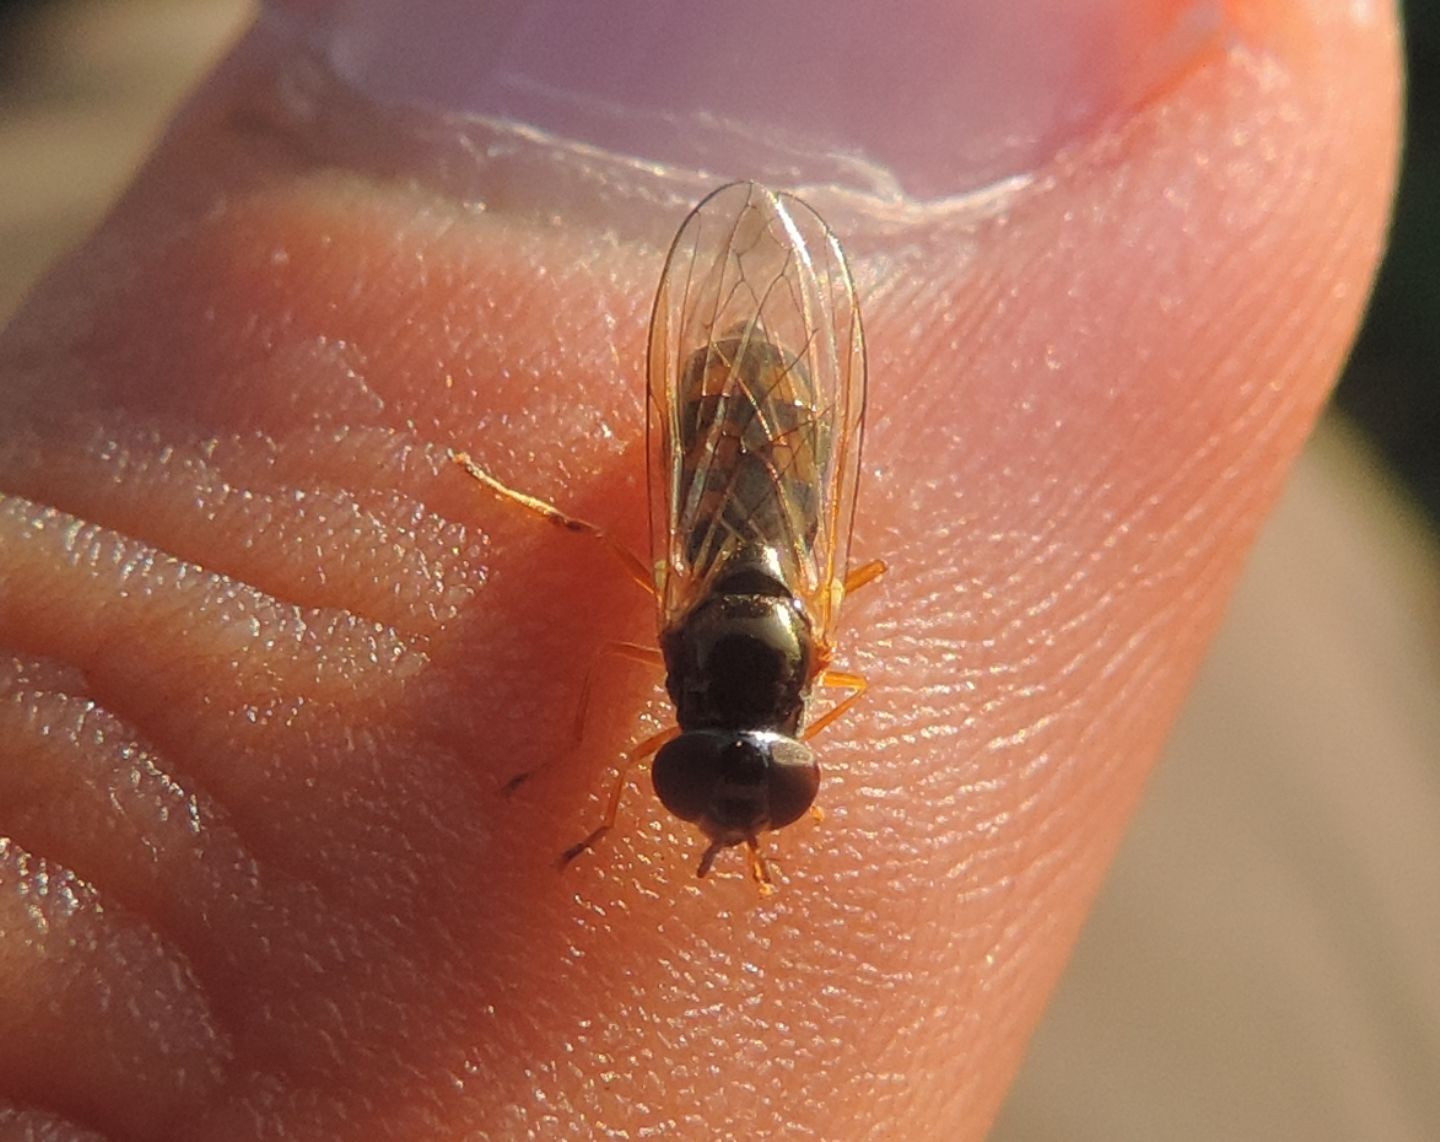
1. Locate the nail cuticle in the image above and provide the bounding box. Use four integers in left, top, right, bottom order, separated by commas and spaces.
262, 0, 1228, 208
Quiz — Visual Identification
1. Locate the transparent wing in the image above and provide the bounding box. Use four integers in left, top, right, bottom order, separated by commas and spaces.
646, 182, 866, 646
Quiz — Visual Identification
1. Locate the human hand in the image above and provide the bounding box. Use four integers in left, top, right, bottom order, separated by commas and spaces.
0, 1, 1399, 1137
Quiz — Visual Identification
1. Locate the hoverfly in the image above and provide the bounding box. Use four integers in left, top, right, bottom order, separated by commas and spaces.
454, 182, 882, 891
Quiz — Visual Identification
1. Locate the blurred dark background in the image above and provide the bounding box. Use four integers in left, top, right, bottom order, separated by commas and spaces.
1336, 7, 1438, 530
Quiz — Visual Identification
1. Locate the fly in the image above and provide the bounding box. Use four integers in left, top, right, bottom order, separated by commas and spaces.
453, 181, 883, 892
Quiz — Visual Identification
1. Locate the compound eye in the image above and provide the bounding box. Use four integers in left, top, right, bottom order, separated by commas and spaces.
652, 732, 728, 823
764, 738, 819, 828
652, 732, 819, 834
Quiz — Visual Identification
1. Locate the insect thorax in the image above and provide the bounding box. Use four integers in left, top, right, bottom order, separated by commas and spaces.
661, 561, 814, 737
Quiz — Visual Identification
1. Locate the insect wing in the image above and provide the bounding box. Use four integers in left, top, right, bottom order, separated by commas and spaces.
647, 182, 866, 643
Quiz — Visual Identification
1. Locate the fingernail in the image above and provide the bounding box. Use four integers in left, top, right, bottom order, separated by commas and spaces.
266, 0, 1223, 201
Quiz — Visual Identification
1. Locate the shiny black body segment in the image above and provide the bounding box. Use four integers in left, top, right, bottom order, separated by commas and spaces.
653, 561, 821, 849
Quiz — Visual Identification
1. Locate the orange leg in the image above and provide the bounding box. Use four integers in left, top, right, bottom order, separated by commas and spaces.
572, 640, 665, 742
744, 836, 777, 896
502, 640, 665, 794
451, 450, 654, 593
558, 725, 678, 869
805, 668, 869, 740
844, 558, 888, 595
694, 836, 776, 896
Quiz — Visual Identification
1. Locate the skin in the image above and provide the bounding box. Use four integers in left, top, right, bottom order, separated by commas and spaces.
0, 2, 1399, 1139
